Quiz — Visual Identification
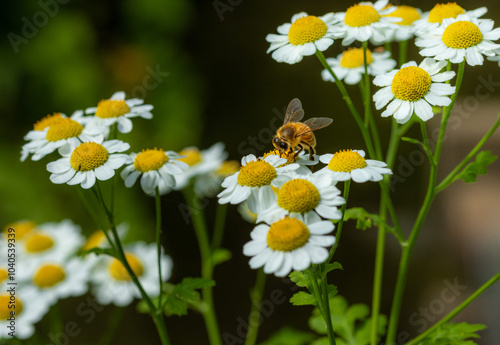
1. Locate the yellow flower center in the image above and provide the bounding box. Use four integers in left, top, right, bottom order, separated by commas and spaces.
340, 48, 374, 68
134, 148, 169, 172
33, 264, 66, 288
70, 142, 109, 171
344, 4, 381, 27
82, 230, 106, 251
391, 66, 431, 101
428, 2, 465, 24
288, 15, 328, 45
178, 148, 202, 166
25, 233, 54, 253
45, 118, 84, 142
262, 149, 297, 166
442, 21, 483, 49
3, 220, 36, 240
0, 268, 8, 284
33, 113, 64, 131
277, 179, 321, 213
267, 217, 310, 252
109, 253, 144, 281
95, 99, 130, 118
216, 161, 240, 177
328, 150, 367, 172
384, 5, 421, 25
237, 160, 277, 187
0, 294, 23, 319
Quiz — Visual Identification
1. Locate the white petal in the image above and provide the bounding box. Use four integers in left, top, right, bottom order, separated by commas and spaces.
413, 99, 434, 121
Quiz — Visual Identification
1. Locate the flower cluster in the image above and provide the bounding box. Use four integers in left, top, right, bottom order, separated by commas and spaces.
218, 143, 391, 277
0, 220, 171, 340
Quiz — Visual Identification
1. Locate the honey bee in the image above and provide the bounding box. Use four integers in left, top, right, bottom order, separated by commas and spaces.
273, 98, 333, 160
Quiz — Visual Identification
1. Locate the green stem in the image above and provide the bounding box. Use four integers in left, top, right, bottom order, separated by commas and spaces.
398, 40, 408, 66
182, 188, 222, 345
436, 113, 500, 192
315, 50, 376, 159
155, 188, 164, 309
211, 203, 228, 251
244, 268, 267, 345
328, 180, 350, 263
434, 61, 465, 163
310, 269, 336, 345
384, 42, 392, 56
406, 272, 500, 345
321, 272, 337, 345
97, 306, 124, 345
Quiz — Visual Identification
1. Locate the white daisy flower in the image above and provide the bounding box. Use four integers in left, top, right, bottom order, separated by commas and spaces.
121, 148, 189, 196
17, 219, 85, 279
372, 58, 456, 124
81, 224, 129, 252
84, 91, 153, 134
46, 137, 131, 189
317, 150, 392, 183
487, 48, 500, 66
21, 111, 105, 162
20, 112, 66, 162
0, 286, 51, 340
262, 149, 319, 175
26, 257, 92, 306
243, 213, 335, 277
217, 154, 299, 214
257, 172, 344, 223
192, 160, 241, 198
2, 220, 37, 242
412, 3, 487, 36
415, 14, 500, 66
266, 12, 341, 64
237, 201, 258, 224
334, 0, 401, 46
173, 143, 228, 193
377, 5, 422, 43
90, 242, 172, 307
321, 47, 396, 85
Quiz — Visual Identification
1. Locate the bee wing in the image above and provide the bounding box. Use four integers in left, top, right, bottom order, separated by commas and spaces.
284, 98, 305, 124
295, 117, 333, 136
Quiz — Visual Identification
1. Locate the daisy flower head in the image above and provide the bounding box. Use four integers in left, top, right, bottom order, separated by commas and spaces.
257, 172, 344, 223
26, 257, 92, 306
21, 110, 105, 162
321, 47, 396, 85
90, 242, 172, 307
373, 58, 456, 124
121, 148, 189, 196
173, 142, 228, 192
46, 137, 131, 189
262, 149, 319, 175
412, 3, 487, 37
84, 91, 153, 134
217, 154, 299, 214
378, 5, 422, 42
415, 14, 500, 66
0, 286, 51, 340
266, 12, 341, 64
243, 213, 335, 277
334, 0, 401, 46
318, 150, 392, 183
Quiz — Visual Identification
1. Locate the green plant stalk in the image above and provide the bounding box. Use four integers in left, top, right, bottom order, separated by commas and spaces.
328, 180, 350, 263
384, 42, 392, 56
398, 40, 408, 66
310, 269, 336, 345
406, 272, 500, 345
155, 188, 164, 309
211, 203, 228, 251
436, 113, 500, 192
363, 41, 383, 161
321, 273, 337, 345
182, 188, 222, 345
97, 306, 125, 345
244, 268, 267, 345
315, 50, 376, 159
93, 182, 170, 345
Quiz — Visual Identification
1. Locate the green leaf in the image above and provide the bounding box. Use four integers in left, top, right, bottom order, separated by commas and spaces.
401, 136, 425, 147
343, 208, 394, 233
456, 150, 497, 183
418, 322, 486, 345
310, 337, 330, 345
289, 271, 312, 289
322, 262, 343, 278
290, 291, 316, 306
259, 327, 315, 345
211, 248, 232, 266
77, 247, 117, 258
160, 277, 215, 316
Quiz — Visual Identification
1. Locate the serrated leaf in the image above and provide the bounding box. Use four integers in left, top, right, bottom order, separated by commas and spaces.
290, 291, 316, 306
456, 151, 497, 183
211, 248, 232, 266
322, 262, 343, 278
78, 247, 117, 258
344, 208, 395, 233
289, 271, 313, 289
419, 322, 486, 345
161, 277, 215, 316
259, 327, 315, 345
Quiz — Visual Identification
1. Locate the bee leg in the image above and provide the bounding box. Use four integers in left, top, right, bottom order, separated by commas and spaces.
300, 142, 315, 161
294, 144, 303, 158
